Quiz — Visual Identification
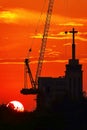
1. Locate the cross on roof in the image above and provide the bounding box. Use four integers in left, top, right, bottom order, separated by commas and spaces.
65, 28, 78, 60
69, 28, 78, 44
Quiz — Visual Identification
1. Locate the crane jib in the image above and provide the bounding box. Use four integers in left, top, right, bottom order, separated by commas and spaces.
20, 0, 54, 95
35, 0, 54, 85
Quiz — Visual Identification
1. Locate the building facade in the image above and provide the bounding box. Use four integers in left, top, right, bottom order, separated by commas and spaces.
37, 28, 83, 110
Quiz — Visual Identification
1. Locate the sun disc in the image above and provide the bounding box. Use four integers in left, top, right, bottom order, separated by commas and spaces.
7, 100, 24, 112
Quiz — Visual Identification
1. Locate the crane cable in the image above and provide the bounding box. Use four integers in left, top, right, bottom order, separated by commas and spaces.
64, 0, 69, 59
27, 0, 47, 58
24, 63, 28, 89
24, 0, 47, 89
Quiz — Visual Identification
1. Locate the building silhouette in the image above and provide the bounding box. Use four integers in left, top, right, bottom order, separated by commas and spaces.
37, 28, 83, 110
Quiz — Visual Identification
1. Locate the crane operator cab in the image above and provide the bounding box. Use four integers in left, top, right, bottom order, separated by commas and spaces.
20, 88, 38, 95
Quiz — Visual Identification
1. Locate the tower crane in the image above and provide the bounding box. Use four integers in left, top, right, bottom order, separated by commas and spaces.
20, 0, 54, 95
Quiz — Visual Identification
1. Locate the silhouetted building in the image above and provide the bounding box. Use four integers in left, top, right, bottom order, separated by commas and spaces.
37, 28, 83, 110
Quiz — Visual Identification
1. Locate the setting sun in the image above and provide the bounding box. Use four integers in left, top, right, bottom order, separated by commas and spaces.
7, 100, 24, 112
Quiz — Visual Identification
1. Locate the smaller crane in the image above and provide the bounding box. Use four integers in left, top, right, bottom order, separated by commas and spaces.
20, 0, 54, 95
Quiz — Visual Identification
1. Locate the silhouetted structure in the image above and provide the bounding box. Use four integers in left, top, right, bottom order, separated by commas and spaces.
0, 28, 86, 128
37, 28, 83, 110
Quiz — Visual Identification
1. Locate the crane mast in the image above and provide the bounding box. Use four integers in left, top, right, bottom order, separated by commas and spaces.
35, 0, 54, 86
20, 0, 54, 95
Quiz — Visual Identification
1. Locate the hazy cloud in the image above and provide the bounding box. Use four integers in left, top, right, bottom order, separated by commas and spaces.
30, 31, 87, 42
0, 8, 87, 28
63, 43, 71, 46
59, 22, 84, 27
0, 8, 43, 25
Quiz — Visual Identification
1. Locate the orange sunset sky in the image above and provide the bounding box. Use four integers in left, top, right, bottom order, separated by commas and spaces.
0, 0, 87, 111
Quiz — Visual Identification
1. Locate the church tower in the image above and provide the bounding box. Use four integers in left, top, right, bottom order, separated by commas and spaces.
65, 28, 83, 100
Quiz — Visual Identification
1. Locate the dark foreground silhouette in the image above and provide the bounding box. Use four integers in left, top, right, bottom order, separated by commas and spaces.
0, 98, 87, 130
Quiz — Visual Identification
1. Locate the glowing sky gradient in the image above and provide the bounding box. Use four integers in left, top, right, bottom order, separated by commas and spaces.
0, 0, 87, 111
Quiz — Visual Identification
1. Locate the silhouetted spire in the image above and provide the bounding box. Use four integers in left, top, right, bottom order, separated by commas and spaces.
69, 28, 78, 60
